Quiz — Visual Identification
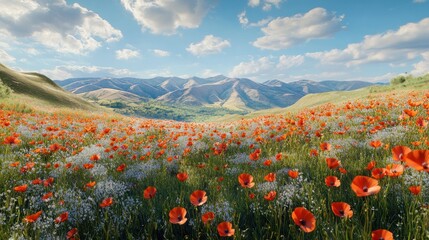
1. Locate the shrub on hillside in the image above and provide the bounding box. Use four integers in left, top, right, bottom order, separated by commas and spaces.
390, 75, 406, 85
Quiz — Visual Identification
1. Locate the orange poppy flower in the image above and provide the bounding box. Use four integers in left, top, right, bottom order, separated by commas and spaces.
190, 190, 208, 206
325, 176, 341, 187
404, 109, 417, 117
351, 176, 381, 197
409, 185, 421, 195
9, 161, 20, 167
83, 163, 94, 169
116, 163, 126, 172
99, 197, 114, 208
326, 158, 341, 169
54, 212, 69, 224
169, 207, 187, 225
320, 142, 331, 151
264, 191, 277, 201
90, 154, 100, 161
238, 173, 255, 188
331, 202, 353, 218
144, 186, 157, 199
371, 229, 393, 240
41, 192, 53, 202
66, 228, 78, 240
23, 210, 42, 223
386, 164, 404, 177
288, 170, 299, 179
370, 140, 382, 148
264, 173, 276, 182
339, 167, 347, 174
391, 146, 411, 161
201, 211, 215, 224
291, 207, 316, 233
177, 172, 188, 182
366, 160, 376, 170
14, 184, 28, 193
85, 181, 96, 188
217, 221, 235, 237
371, 168, 388, 179
404, 150, 429, 172
3, 135, 21, 145
263, 159, 272, 166
249, 193, 255, 199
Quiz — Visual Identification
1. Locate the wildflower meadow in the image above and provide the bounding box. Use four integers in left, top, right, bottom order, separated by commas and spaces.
1, 90, 429, 239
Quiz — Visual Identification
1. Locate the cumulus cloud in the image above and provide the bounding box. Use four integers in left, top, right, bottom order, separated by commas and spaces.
152, 49, 170, 57
411, 52, 429, 75
238, 11, 249, 26
229, 55, 304, 80
42, 65, 133, 80
0, 49, 16, 63
116, 49, 140, 60
0, 0, 122, 54
121, 0, 212, 35
200, 69, 221, 78
186, 35, 230, 56
253, 8, 344, 50
307, 18, 429, 67
248, 0, 260, 7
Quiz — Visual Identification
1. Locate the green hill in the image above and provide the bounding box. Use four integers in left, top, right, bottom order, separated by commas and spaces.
0, 63, 96, 110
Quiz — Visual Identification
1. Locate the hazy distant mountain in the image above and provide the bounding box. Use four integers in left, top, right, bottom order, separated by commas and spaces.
56, 76, 375, 111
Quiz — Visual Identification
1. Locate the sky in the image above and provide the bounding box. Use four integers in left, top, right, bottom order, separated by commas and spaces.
1, 0, 429, 83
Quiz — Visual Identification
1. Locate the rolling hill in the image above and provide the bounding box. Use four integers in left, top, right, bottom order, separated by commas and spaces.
57, 76, 375, 111
0, 64, 95, 110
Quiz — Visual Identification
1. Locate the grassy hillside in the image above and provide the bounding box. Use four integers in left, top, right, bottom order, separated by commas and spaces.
0, 64, 96, 110
235, 74, 429, 120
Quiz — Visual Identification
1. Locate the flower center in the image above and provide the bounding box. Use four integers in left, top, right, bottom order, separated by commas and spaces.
339, 210, 344, 215
363, 186, 368, 192
177, 215, 182, 221
423, 162, 429, 169
198, 197, 202, 203
299, 219, 306, 226
224, 229, 229, 234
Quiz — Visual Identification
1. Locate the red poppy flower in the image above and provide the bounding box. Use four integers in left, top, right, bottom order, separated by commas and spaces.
392, 146, 411, 161
41, 192, 53, 202
99, 197, 114, 208
3, 135, 21, 145
14, 184, 28, 193
371, 168, 388, 179
409, 185, 421, 195
217, 221, 235, 237
169, 207, 187, 225
23, 210, 42, 223
201, 211, 215, 224
238, 173, 255, 188
370, 140, 382, 148
116, 163, 126, 172
190, 190, 208, 206
351, 176, 381, 197
404, 150, 429, 172
366, 160, 376, 170
90, 154, 100, 161
86, 181, 96, 189
325, 176, 341, 187
54, 212, 69, 224
386, 164, 404, 177
144, 186, 157, 199
291, 207, 316, 233
264, 191, 277, 201
177, 172, 188, 182
320, 142, 331, 151
331, 202, 353, 218
67, 228, 78, 240
371, 229, 393, 240
264, 172, 276, 182
326, 158, 341, 169
288, 170, 299, 179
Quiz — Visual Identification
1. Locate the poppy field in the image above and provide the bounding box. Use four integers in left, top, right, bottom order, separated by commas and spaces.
1, 90, 429, 239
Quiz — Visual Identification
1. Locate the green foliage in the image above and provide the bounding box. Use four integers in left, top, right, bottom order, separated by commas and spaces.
0, 79, 12, 98
390, 75, 407, 85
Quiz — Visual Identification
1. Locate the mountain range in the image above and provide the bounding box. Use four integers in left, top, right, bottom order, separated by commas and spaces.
56, 76, 375, 111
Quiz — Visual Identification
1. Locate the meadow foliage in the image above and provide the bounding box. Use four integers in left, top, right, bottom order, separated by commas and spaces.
1, 90, 429, 239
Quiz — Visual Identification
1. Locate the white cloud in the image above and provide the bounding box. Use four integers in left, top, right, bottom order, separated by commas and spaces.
249, 0, 281, 10
116, 49, 140, 60
253, 8, 344, 50
0, 49, 16, 63
248, 0, 260, 7
200, 69, 221, 78
307, 18, 429, 67
230, 55, 304, 80
121, 0, 212, 35
0, 0, 122, 54
42, 65, 133, 80
152, 49, 170, 57
186, 35, 231, 56
411, 52, 429, 76
277, 55, 305, 69
238, 11, 271, 28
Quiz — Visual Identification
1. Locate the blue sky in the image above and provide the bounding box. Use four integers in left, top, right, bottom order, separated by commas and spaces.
1, 0, 429, 82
